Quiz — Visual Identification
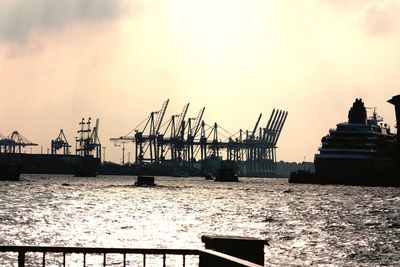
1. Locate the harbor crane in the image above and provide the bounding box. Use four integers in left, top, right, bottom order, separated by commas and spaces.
259, 109, 288, 172
185, 107, 205, 165
110, 99, 288, 176
169, 103, 189, 161
0, 131, 37, 153
51, 129, 71, 155
110, 99, 169, 165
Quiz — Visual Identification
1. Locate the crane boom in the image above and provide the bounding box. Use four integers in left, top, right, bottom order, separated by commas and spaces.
263, 109, 276, 140
175, 103, 190, 134
273, 111, 288, 145
92, 118, 100, 144
250, 113, 262, 140
154, 99, 169, 135
110, 136, 135, 142
192, 107, 205, 137
267, 110, 283, 143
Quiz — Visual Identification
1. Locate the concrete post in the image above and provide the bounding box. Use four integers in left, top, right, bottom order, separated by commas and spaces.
200, 235, 269, 266
18, 251, 25, 267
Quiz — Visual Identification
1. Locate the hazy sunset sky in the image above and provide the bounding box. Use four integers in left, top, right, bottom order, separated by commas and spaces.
1, 0, 400, 163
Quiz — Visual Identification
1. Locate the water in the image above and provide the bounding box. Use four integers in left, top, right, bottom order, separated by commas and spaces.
0, 175, 399, 266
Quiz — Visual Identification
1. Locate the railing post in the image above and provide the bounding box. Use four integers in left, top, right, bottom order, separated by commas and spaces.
200, 235, 268, 266
18, 251, 25, 267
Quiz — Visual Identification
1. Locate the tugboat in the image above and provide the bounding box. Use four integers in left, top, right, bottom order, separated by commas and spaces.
214, 161, 239, 182
135, 176, 156, 187
291, 95, 400, 186
214, 167, 239, 182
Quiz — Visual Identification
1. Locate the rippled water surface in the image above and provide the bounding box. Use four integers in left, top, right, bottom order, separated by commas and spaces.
0, 175, 399, 266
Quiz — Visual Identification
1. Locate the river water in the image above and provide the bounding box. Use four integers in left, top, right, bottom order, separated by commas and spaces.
0, 175, 399, 266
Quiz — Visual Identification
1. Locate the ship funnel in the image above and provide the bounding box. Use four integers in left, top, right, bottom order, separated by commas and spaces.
348, 98, 367, 124
388, 94, 400, 143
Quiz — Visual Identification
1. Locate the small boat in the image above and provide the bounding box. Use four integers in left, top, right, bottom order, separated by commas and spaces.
135, 176, 156, 187
214, 168, 239, 182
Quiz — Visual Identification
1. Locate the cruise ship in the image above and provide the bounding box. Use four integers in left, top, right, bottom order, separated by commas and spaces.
314, 98, 398, 185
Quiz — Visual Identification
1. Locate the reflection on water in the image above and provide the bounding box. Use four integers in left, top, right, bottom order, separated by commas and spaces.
0, 175, 399, 266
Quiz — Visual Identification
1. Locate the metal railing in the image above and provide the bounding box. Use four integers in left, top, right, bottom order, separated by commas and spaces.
0, 246, 263, 267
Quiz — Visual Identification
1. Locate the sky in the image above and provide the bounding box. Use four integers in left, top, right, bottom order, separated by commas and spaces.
0, 0, 400, 163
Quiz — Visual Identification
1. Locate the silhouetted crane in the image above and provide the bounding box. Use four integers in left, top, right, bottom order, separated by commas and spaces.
0, 131, 38, 153
51, 129, 71, 155
110, 99, 288, 176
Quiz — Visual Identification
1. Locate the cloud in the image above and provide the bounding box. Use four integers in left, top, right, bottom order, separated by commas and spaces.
0, 0, 129, 43
357, 0, 400, 36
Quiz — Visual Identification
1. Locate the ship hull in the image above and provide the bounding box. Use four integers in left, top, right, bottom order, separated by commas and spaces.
73, 157, 100, 177
315, 157, 375, 184
314, 156, 400, 186
0, 153, 100, 176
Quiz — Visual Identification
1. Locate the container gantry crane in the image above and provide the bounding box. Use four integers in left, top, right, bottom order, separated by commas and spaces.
51, 129, 71, 155
110, 99, 169, 165
110, 99, 288, 176
0, 131, 38, 153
